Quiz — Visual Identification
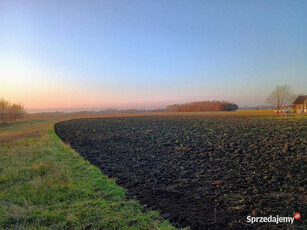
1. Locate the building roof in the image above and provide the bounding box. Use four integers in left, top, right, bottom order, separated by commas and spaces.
293, 95, 307, 104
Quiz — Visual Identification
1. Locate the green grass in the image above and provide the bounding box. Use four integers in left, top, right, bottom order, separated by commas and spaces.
0, 119, 175, 229
256, 114, 307, 120
0, 119, 52, 133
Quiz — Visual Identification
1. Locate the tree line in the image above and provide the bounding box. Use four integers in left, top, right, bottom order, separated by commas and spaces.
165, 100, 238, 112
0, 98, 27, 122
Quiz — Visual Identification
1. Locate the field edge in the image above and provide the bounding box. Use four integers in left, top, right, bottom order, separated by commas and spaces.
0, 119, 176, 230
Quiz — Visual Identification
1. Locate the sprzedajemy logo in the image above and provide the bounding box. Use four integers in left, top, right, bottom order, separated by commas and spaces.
247, 212, 301, 224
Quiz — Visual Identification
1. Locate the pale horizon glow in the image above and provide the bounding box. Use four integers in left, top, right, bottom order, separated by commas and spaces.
1, 0, 307, 113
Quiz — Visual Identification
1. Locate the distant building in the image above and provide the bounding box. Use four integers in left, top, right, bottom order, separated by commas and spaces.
293, 95, 307, 113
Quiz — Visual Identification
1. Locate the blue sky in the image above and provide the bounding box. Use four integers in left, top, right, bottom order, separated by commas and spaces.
1, 0, 307, 112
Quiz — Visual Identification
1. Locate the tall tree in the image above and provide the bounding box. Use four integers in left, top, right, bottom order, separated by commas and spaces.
266, 85, 294, 112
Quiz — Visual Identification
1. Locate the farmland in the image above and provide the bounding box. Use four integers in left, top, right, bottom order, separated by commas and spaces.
55, 115, 307, 229
0, 117, 174, 229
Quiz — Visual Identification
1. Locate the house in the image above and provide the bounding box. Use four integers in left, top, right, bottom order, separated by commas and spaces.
293, 95, 307, 113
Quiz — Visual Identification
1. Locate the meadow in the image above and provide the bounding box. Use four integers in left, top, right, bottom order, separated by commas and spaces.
0, 111, 306, 229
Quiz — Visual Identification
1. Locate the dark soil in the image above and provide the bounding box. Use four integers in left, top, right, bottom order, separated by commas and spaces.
55, 116, 307, 229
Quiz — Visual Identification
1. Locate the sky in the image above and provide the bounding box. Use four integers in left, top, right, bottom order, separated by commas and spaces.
1, 0, 307, 112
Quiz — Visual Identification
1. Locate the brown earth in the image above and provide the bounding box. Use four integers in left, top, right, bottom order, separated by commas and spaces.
55, 116, 307, 229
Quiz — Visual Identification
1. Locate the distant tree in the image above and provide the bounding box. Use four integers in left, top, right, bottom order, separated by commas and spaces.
0, 98, 10, 121
0, 98, 26, 122
165, 100, 238, 112
266, 85, 294, 112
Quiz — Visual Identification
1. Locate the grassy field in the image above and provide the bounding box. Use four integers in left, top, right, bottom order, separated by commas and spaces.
0, 110, 305, 229
0, 118, 175, 229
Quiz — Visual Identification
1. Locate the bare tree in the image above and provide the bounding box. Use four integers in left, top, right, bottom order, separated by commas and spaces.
266, 85, 294, 112
165, 100, 238, 112
0, 98, 26, 122
0, 98, 10, 121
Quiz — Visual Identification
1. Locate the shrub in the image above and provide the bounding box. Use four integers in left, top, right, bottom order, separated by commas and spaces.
0, 98, 26, 122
